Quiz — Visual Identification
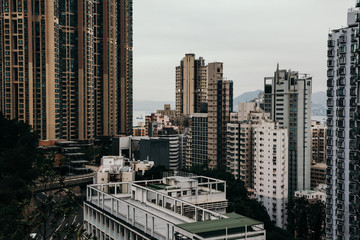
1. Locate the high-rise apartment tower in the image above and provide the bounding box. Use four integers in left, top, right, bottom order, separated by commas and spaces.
117, 0, 133, 136
325, 7, 360, 239
208, 62, 233, 168
175, 54, 207, 116
0, 0, 133, 140
264, 66, 312, 196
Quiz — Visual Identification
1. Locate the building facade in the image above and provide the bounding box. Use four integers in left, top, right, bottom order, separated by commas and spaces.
310, 162, 326, 189
157, 104, 176, 119
226, 103, 261, 187
175, 54, 207, 116
326, 7, 360, 239
253, 119, 288, 228
226, 103, 288, 228
264, 66, 312, 195
207, 62, 233, 168
185, 113, 208, 168
117, 0, 133, 136
84, 173, 266, 240
158, 127, 180, 170
0, 0, 61, 140
311, 120, 326, 163
0, 0, 133, 140
294, 189, 326, 203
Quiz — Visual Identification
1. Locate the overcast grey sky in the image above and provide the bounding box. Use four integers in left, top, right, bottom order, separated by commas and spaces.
134, 0, 355, 101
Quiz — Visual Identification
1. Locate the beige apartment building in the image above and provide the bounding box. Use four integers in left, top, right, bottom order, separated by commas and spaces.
156, 104, 176, 119
0, 0, 60, 140
207, 62, 233, 168
175, 54, 207, 116
311, 120, 326, 163
0, 0, 132, 140
226, 103, 268, 187
117, 0, 134, 136
0, 0, 133, 140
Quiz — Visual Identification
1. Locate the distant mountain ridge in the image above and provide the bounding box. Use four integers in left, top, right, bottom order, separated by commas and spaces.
134, 91, 327, 116
311, 91, 326, 116
232, 90, 326, 116
233, 90, 262, 108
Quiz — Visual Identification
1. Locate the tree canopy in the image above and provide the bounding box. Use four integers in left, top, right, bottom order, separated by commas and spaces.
0, 114, 41, 239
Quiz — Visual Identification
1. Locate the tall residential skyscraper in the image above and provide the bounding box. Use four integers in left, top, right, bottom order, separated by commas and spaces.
117, 0, 133, 136
264, 66, 312, 195
0, 0, 133, 140
175, 54, 207, 116
0, 0, 61, 140
326, 8, 360, 239
58, 0, 118, 140
208, 62, 233, 168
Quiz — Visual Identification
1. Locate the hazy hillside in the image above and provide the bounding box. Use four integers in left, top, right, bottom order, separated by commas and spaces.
233, 90, 262, 108
134, 91, 327, 116
311, 91, 326, 116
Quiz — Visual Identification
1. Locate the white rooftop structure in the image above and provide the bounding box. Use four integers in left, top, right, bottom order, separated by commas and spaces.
95, 156, 154, 184
84, 172, 266, 240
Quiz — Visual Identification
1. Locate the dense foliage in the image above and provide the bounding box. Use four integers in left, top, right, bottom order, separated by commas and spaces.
0, 115, 41, 239
0, 115, 89, 240
287, 197, 325, 239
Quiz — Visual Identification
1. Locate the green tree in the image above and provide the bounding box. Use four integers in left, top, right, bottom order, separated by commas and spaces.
0, 114, 40, 239
0, 115, 94, 240
287, 197, 325, 239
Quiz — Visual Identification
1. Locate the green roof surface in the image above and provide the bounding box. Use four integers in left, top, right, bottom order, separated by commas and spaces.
176, 213, 263, 238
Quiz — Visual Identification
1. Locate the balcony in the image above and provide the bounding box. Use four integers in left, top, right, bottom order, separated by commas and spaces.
337, 68, 346, 76
351, 44, 359, 53
336, 78, 346, 86
357, 13, 360, 22
356, 28, 360, 37
339, 36, 346, 44
327, 50, 335, 57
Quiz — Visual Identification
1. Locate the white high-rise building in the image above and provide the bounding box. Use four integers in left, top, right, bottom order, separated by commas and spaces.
264, 66, 312, 195
252, 120, 288, 228
326, 7, 360, 240
226, 103, 288, 228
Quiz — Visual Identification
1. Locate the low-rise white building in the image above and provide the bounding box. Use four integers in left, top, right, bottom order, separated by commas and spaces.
95, 156, 154, 184
294, 189, 326, 203
84, 172, 266, 240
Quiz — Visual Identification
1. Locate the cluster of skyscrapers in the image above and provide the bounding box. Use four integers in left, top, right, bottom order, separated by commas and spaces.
177, 52, 313, 228
2, 1, 360, 239
0, 0, 133, 140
